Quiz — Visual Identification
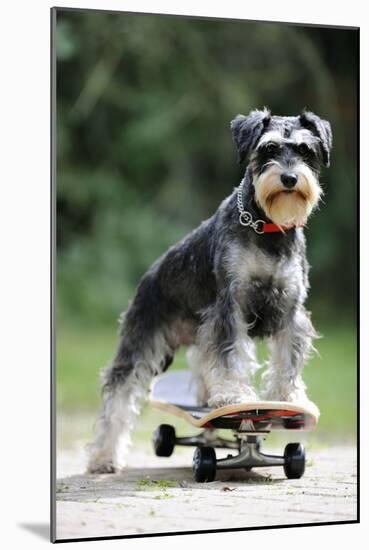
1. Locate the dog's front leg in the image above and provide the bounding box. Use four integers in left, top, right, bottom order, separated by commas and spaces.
195, 299, 260, 408
262, 307, 318, 405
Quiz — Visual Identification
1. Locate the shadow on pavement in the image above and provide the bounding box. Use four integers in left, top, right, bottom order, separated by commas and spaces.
56, 465, 285, 502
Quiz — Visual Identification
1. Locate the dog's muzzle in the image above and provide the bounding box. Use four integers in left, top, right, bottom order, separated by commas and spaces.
252, 162, 322, 226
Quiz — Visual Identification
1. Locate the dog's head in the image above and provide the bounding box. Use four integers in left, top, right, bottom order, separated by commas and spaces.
231, 109, 332, 226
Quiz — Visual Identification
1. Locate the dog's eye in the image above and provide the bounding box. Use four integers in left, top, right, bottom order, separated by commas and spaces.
297, 143, 310, 156
265, 143, 279, 154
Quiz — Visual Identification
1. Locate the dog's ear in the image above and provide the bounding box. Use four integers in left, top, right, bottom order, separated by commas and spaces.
299, 111, 333, 167
230, 108, 271, 164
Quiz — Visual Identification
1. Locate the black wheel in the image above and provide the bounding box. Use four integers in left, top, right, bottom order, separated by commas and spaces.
192, 446, 216, 482
283, 443, 306, 479
153, 424, 176, 457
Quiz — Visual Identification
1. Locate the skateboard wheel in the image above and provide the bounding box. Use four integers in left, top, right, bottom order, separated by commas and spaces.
153, 424, 176, 457
192, 447, 216, 482
283, 443, 306, 479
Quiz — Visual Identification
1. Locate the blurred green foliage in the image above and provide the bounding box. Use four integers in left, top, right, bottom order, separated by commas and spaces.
56, 10, 358, 325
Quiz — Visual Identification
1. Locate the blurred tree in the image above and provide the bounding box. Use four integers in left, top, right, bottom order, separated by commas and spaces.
56, 10, 357, 324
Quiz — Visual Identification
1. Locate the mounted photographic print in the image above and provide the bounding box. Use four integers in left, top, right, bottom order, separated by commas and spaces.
51, 6, 359, 542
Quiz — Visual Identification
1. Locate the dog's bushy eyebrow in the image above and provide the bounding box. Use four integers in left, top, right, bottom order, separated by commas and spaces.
260, 141, 280, 147
256, 131, 283, 149
230, 108, 271, 164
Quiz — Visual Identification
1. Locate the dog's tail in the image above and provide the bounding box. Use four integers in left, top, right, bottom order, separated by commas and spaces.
85, 312, 173, 474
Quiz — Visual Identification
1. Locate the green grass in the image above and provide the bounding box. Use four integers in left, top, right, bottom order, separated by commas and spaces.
56, 320, 357, 439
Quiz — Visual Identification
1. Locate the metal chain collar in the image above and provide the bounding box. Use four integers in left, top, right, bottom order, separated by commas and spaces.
236, 180, 266, 234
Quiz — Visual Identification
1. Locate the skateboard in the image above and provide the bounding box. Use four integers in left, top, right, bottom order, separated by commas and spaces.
149, 371, 319, 482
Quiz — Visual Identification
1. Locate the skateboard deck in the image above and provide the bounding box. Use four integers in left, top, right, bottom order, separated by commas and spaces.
150, 371, 319, 431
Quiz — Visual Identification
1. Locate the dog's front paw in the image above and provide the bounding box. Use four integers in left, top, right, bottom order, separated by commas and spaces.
207, 388, 258, 408
264, 388, 319, 415
277, 388, 309, 404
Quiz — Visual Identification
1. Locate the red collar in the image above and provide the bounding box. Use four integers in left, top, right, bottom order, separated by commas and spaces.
262, 222, 304, 233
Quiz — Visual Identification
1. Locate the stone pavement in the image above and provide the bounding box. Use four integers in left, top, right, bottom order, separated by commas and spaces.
55, 443, 357, 540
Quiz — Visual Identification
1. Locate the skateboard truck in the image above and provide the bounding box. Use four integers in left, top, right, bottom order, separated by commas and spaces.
153, 424, 306, 483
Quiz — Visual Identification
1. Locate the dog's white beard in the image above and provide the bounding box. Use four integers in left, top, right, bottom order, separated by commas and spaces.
254, 163, 322, 226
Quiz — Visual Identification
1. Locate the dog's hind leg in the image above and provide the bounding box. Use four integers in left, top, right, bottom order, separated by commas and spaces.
85, 361, 146, 474
86, 269, 177, 474
86, 324, 173, 474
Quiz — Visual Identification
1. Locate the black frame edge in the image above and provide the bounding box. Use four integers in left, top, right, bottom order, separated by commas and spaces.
50, 5, 57, 544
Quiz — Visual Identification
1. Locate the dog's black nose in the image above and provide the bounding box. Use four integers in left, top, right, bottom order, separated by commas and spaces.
280, 172, 298, 189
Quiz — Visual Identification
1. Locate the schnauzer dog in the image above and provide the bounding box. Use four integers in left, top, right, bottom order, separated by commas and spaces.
86, 108, 332, 474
